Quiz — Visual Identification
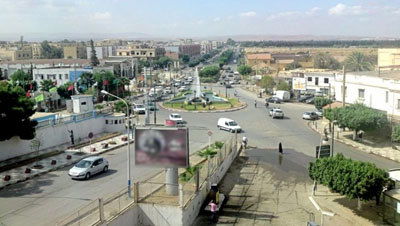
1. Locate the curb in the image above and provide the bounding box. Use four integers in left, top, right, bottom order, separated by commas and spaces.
159, 102, 247, 113
307, 121, 400, 163
0, 140, 133, 190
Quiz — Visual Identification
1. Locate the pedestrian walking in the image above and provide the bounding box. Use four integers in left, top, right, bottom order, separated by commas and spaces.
279, 142, 283, 155
254, 100, 257, 108
209, 200, 218, 222
67, 130, 74, 145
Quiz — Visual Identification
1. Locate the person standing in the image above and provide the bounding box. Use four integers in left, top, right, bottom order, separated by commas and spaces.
67, 130, 75, 145
209, 200, 218, 222
279, 142, 283, 155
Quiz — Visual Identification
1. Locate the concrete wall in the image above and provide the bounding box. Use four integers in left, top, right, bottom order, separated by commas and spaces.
0, 115, 124, 162
105, 205, 141, 226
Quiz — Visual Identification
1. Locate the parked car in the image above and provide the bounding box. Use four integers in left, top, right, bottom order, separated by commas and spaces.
178, 86, 187, 92
68, 156, 109, 180
133, 103, 146, 114
270, 108, 284, 119
299, 95, 314, 102
265, 97, 282, 104
225, 83, 232, 88
306, 97, 315, 104
217, 118, 241, 133
302, 111, 318, 120
169, 113, 183, 122
316, 110, 323, 117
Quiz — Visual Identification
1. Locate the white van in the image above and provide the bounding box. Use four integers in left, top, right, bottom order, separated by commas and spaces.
274, 90, 290, 102
217, 118, 241, 133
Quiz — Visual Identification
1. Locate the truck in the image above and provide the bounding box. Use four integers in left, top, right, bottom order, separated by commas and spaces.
274, 90, 290, 102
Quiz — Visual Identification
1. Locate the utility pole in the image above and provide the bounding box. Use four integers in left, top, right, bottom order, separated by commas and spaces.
342, 66, 346, 107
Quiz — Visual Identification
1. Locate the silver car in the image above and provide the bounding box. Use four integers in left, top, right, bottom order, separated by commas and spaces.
69, 156, 109, 180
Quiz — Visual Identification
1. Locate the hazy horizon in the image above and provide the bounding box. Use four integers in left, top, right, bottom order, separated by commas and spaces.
1, 0, 400, 41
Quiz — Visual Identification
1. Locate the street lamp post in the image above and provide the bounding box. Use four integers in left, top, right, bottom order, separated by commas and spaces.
101, 90, 132, 197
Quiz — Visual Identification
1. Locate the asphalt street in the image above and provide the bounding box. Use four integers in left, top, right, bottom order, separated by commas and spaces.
1, 64, 398, 225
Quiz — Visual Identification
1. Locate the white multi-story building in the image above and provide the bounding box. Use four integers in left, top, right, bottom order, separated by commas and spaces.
333, 71, 400, 119
292, 72, 336, 95
86, 46, 116, 60
33, 67, 93, 88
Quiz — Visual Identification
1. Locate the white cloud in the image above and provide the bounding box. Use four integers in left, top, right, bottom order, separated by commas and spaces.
240, 11, 256, 17
267, 7, 320, 21
213, 17, 221, 22
91, 12, 112, 20
328, 3, 366, 16
196, 20, 204, 25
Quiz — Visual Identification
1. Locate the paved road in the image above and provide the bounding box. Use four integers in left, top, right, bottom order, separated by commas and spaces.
1, 74, 398, 226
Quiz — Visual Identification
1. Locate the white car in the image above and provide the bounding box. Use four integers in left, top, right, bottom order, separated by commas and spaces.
217, 118, 242, 133
68, 156, 109, 180
133, 103, 146, 114
303, 111, 318, 120
169, 113, 183, 122
270, 109, 284, 119
178, 86, 187, 92
316, 110, 323, 118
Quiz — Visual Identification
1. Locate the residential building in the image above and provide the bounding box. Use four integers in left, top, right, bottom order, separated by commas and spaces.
115, 46, 165, 59
33, 67, 93, 88
0, 46, 33, 61
165, 51, 179, 61
164, 46, 179, 53
31, 43, 42, 59
200, 41, 212, 55
333, 71, 400, 119
292, 71, 336, 95
245, 53, 272, 67
211, 41, 223, 49
86, 46, 115, 60
64, 45, 87, 59
178, 44, 201, 57
378, 48, 400, 70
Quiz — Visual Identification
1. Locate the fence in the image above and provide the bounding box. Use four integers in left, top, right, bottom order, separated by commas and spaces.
56, 136, 238, 225
35, 107, 113, 129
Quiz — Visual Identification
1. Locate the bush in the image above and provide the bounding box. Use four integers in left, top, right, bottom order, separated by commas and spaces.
197, 147, 217, 158
392, 125, 400, 142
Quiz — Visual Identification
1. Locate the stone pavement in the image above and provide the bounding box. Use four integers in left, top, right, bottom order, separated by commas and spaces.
309, 119, 400, 163
193, 148, 380, 226
0, 134, 133, 189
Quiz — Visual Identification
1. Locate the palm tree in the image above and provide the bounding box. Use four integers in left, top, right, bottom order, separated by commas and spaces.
344, 52, 374, 72
78, 72, 94, 92
40, 79, 54, 92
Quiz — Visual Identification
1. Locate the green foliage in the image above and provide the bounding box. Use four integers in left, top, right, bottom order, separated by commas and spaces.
40, 79, 55, 92
188, 59, 200, 67
214, 141, 224, 149
0, 81, 38, 141
259, 75, 275, 91
89, 39, 100, 66
199, 65, 220, 83
41, 40, 63, 59
78, 72, 94, 92
314, 97, 333, 110
179, 165, 201, 182
93, 70, 117, 92
286, 61, 302, 70
309, 153, 389, 201
238, 65, 252, 75
344, 52, 375, 72
313, 52, 341, 70
392, 125, 400, 142
240, 40, 400, 48
197, 147, 217, 158
226, 38, 236, 46
57, 82, 73, 99
156, 56, 171, 68
218, 50, 233, 67
276, 80, 290, 91
182, 55, 190, 64
114, 100, 131, 114
11, 69, 32, 82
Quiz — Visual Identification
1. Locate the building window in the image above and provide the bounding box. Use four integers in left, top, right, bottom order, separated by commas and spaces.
358, 89, 365, 99
119, 120, 122, 124
47, 75, 50, 79
105, 120, 108, 124
115, 120, 118, 124
81, 102, 86, 105
324, 78, 329, 84
386, 91, 389, 103
41, 75, 44, 80
59, 74, 62, 79
308, 77, 312, 82
65, 74, 68, 79
315, 77, 319, 86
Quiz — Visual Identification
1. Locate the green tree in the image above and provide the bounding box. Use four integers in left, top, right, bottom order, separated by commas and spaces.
57, 82, 74, 99
309, 153, 388, 209
276, 80, 290, 91
344, 52, 375, 72
259, 75, 275, 91
40, 79, 54, 92
286, 61, 302, 70
238, 65, 252, 75
0, 81, 38, 141
93, 70, 117, 93
114, 100, 132, 115
157, 56, 171, 68
313, 52, 341, 70
314, 97, 333, 110
11, 69, 31, 83
392, 125, 400, 143
78, 72, 94, 92
89, 39, 100, 66
0, 68, 4, 80
41, 40, 63, 59
199, 65, 220, 83
339, 104, 388, 140
226, 38, 236, 46
182, 55, 190, 64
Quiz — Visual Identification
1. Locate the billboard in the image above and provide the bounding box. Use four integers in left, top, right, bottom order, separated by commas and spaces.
293, 77, 306, 91
135, 127, 189, 168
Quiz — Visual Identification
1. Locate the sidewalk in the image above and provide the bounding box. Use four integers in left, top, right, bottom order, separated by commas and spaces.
309, 119, 400, 163
0, 134, 133, 189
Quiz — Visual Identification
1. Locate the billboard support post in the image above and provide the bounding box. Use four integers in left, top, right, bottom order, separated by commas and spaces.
166, 168, 179, 196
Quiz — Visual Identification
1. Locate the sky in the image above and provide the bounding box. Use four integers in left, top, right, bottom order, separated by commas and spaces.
1, 0, 400, 39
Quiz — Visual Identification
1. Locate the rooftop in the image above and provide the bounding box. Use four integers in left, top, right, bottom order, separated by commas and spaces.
246, 53, 272, 60
346, 70, 400, 81
0, 59, 92, 65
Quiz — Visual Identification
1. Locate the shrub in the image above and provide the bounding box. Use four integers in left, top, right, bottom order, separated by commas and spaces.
392, 125, 400, 142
